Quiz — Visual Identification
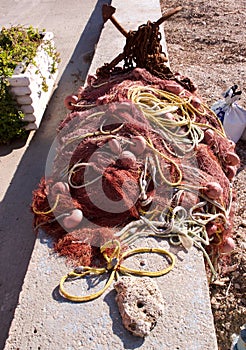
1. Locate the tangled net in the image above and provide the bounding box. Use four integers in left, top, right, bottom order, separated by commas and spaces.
32, 16, 240, 277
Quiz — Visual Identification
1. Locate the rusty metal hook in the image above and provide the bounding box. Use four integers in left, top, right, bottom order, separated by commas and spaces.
102, 4, 128, 37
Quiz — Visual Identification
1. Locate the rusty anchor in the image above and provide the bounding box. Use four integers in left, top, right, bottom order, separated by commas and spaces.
98, 5, 182, 77
102, 4, 128, 38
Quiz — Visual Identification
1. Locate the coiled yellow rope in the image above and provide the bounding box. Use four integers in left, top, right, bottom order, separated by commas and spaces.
59, 240, 175, 302
128, 85, 226, 140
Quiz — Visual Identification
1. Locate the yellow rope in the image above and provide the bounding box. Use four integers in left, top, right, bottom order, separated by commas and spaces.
65, 117, 124, 146
119, 247, 175, 276
59, 268, 116, 302
128, 85, 226, 140
194, 121, 226, 138
57, 85, 225, 296
59, 240, 175, 302
146, 138, 183, 186
32, 194, 60, 215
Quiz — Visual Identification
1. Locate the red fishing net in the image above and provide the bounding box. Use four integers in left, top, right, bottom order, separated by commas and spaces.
31, 67, 239, 271
31, 12, 240, 272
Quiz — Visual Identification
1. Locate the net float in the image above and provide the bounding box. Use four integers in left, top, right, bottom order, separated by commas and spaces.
206, 223, 218, 237
108, 138, 122, 154
165, 80, 184, 95
140, 196, 153, 207
204, 182, 223, 200
220, 236, 236, 254
225, 152, 240, 166
62, 209, 83, 229
228, 139, 236, 150
203, 129, 215, 146
64, 95, 78, 110
51, 182, 70, 196
118, 151, 137, 168
226, 165, 237, 181
180, 191, 199, 209
163, 112, 175, 121
129, 135, 146, 155
191, 96, 202, 109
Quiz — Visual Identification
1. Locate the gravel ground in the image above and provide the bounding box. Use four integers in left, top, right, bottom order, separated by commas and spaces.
160, 1, 246, 349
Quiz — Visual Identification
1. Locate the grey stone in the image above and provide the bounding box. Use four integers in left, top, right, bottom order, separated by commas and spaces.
114, 276, 164, 337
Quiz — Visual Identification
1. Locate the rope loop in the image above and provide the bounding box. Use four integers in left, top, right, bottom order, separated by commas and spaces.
59, 240, 175, 302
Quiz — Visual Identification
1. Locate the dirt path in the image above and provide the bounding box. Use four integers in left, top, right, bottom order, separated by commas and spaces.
160, 1, 246, 349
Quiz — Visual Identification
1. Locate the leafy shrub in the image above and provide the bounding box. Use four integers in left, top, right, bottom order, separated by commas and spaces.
0, 25, 60, 144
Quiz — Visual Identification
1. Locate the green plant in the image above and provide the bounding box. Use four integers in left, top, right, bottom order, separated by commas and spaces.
0, 25, 60, 144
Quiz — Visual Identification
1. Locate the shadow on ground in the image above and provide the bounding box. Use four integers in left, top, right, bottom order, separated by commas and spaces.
0, 1, 110, 348
104, 290, 145, 349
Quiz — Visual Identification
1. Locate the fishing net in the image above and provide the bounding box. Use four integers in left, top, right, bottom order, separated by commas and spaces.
31, 14, 240, 275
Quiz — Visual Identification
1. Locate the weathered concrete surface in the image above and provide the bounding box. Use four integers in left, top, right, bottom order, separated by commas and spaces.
1, 1, 218, 349
4, 232, 216, 350
0, 1, 109, 348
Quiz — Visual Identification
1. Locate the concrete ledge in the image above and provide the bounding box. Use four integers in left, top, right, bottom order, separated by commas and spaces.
4, 1, 218, 349
4, 232, 217, 350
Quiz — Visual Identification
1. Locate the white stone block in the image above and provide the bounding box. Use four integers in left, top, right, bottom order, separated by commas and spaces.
7, 76, 30, 87
23, 114, 36, 122
21, 105, 35, 114
24, 122, 38, 130
10, 86, 32, 96
16, 95, 33, 105
7, 32, 58, 129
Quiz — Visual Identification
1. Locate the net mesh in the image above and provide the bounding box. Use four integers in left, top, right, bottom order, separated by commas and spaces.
32, 17, 239, 270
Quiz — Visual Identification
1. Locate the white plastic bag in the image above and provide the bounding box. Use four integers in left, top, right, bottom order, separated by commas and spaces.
211, 85, 246, 143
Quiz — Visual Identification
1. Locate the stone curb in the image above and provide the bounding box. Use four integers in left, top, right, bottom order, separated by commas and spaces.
3, 1, 218, 349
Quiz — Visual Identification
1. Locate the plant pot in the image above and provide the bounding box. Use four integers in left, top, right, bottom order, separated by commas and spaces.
7, 32, 59, 130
